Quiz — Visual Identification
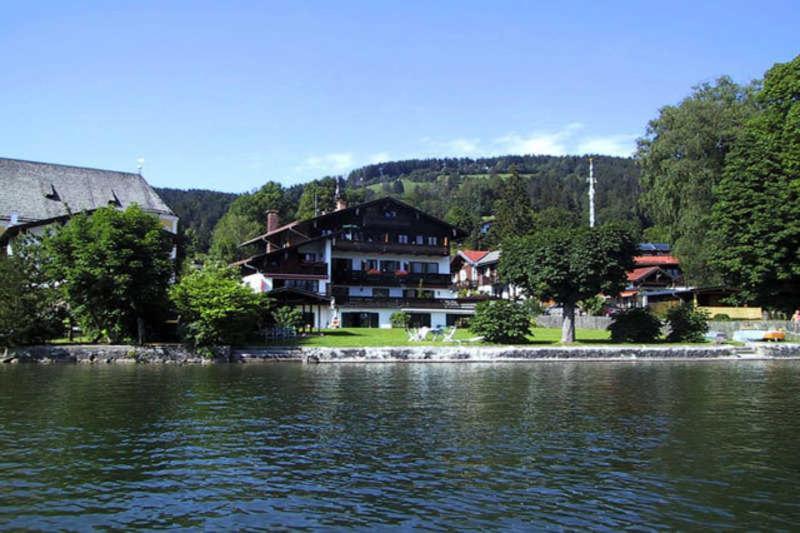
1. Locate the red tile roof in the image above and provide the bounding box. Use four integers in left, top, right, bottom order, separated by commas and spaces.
461, 250, 490, 263
627, 266, 661, 282
634, 255, 680, 266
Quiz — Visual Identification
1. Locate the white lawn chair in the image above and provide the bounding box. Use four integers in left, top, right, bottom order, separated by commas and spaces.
440, 327, 457, 343
455, 336, 484, 345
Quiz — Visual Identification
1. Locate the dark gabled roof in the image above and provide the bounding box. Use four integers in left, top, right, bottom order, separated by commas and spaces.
239, 196, 467, 248
0, 157, 174, 223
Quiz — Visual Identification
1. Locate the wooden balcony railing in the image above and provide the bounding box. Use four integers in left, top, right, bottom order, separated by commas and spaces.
332, 270, 452, 287
332, 239, 448, 256
263, 262, 327, 277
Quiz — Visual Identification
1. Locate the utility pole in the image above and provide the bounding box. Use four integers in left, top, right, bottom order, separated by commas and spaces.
588, 157, 596, 228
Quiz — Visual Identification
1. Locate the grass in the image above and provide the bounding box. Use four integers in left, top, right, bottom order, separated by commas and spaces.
257, 326, 613, 348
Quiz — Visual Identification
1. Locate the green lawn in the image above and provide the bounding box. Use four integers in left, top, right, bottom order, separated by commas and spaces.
261, 326, 612, 348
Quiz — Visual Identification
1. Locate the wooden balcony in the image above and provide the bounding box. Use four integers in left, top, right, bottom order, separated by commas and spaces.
332, 270, 453, 287
336, 296, 477, 311
332, 239, 448, 256
263, 262, 327, 278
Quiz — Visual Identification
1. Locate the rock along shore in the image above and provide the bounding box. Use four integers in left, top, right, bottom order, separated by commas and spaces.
6, 343, 798, 365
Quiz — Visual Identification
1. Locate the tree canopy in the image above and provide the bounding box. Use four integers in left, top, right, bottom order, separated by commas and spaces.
710, 55, 800, 312
499, 224, 636, 342
42, 206, 173, 344
636, 76, 758, 284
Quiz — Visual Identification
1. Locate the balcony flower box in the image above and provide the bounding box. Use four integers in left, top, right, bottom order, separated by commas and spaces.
395, 270, 409, 277
366, 268, 381, 275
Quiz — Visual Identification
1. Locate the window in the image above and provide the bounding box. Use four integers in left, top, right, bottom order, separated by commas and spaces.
403, 289, 434, 300
383, 210, 397, 219
284, 279, 319, 292
372, 288, 390, 298
410, 262, 438, 274
362, 259, 378, 271
397, 234, 408, 244
302, 253, 317, 263
381, 260, 399, 273
427, 236, 438, 246
415, 235, 424, 245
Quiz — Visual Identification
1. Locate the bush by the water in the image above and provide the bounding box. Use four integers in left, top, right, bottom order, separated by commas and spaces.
666, 304, 709, 342
170, 264, 270, 349
470, 300, 531, 343
273, 306, 303, 331
390, 311, 410, 329
608, 308, 662, 343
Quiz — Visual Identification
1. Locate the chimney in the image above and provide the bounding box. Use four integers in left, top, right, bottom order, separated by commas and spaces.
267, 210, 280, 233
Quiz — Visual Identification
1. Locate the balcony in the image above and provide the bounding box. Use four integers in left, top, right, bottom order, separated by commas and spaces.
333, 239, 448, 256
263, 262, 327, 278
336, 296, 477, 311
332, 270, 453, 287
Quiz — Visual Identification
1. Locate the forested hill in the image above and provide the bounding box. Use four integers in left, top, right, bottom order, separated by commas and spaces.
347, 154, 642, 231
154, 187, 238, 253
157, 154, 642, 257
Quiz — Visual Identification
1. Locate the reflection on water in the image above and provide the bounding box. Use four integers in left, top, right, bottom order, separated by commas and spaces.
1, 361, 800, 529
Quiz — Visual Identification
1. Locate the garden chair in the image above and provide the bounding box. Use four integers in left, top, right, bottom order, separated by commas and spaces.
440, 327, 457, 343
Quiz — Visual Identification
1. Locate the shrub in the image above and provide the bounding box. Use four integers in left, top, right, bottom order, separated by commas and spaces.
390, 311, 410, 329
608, 308, 662, 343
666, 304, 709, 342
170, 264, 270, 349
578, 295, 606, 316
273, 306, 303, 331
712, 314, 731, 321
469, 300, 531, 343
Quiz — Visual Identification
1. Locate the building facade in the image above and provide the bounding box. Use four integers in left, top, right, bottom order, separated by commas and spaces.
451, 249, 520, 299
238, 196, 475, 328
0, 158, 177, 255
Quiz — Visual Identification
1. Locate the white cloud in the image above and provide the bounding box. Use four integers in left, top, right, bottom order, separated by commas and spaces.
420, 137, 483, 157
295, 152, 355, 175
368, 152, 391, 164
493, 123, 584, 156
575, 134, 638, 157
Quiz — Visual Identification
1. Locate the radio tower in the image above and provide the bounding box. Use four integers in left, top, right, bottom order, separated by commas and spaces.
588, 157, 596, 228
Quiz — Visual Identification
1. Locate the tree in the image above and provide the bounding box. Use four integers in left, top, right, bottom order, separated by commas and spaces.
42, 206, 173, 344
499, 224, 636, 342
710, 55, 800, 313
209, 182, 286, 263
486, 165, 535, 246
636, 76, 758, 284
296, 177, 337, 220
0, 241, 64, 347
170, 264, 270, 349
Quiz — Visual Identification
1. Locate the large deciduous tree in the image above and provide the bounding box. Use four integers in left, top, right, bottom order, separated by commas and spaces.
710, 55, 800, 313
499, 224, 636, 342
209, 181, 287, 263
42, 206, 173, 344
636, 76, 757, 285
0, 241, 64, 347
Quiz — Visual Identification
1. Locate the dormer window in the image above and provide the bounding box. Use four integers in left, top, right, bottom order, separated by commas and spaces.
44, 184, 60, 201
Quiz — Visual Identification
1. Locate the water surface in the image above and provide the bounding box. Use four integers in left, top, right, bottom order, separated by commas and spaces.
1, 361, 799, 529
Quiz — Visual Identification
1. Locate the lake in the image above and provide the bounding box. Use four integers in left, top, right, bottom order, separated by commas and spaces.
1, 361, 799, 529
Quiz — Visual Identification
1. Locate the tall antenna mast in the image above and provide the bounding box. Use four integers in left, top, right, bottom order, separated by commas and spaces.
588, 157, 596, 228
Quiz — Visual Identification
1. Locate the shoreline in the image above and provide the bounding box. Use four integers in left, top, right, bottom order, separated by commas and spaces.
2, 343, 799, 365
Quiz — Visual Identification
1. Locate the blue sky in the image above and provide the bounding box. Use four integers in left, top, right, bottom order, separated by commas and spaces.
1, 1, 798, 192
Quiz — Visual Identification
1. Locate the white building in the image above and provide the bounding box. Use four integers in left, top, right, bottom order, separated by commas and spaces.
237, 196, 475, 329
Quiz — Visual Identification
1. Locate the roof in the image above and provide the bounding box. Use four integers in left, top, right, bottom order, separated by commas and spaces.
634, 255, 680, 266
627, 266, 662, 282
459, 250, 490, 264
239, 196, 467, 248
477, 250, 501, 266
0, 157, 174, 224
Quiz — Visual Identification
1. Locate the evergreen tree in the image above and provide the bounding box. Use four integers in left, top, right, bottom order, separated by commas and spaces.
486, 165, 535, 246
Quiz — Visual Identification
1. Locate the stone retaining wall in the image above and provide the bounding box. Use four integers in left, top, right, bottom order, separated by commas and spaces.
5, 343, 799, 365
2, 344, 230, 364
